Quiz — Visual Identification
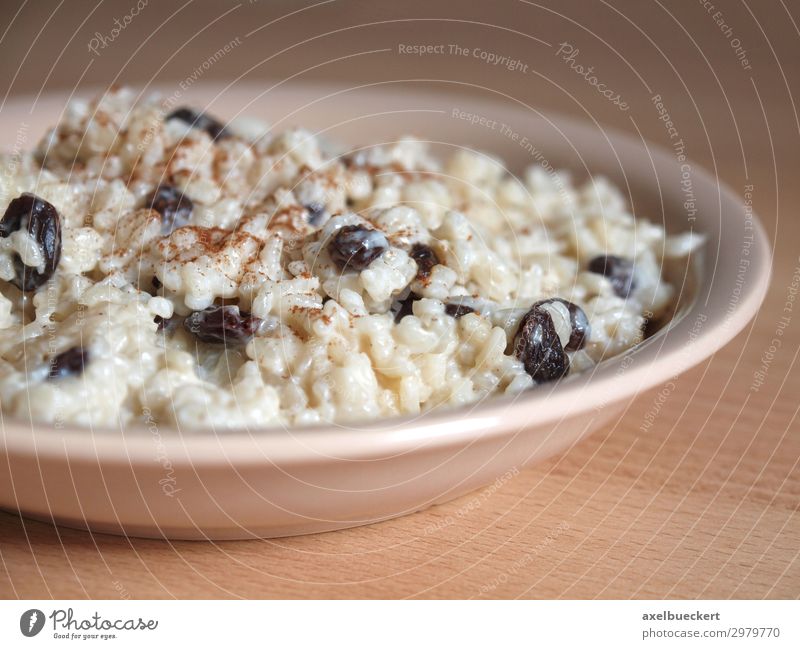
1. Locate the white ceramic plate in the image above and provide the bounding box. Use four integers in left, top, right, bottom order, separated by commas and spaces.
0, 82, 770, 539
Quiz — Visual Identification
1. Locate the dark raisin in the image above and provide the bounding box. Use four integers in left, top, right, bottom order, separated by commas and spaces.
392, 292, 420, 322
183, 305, 262, 344
305, 203, 326, 226
341, 152, 364, 168
154, 315, 181, 333
48, 346, 88, 379
642, 313, 662, 339
167, 107, 228, 140
513, 306, 569, 383
151, 275, 162, 290
444, 302, 474, 318
410, 243, 439, 280
328, 225, 388, 271
0, 193, 62, 292
534, 298, 590, 351
144, 185, 193, 234
587, 255, 636, 298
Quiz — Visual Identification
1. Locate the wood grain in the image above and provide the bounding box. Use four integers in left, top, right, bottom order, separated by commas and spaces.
0, 0, 798, 599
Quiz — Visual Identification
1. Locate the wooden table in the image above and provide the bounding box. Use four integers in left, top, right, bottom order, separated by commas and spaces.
0, 0, 798, 599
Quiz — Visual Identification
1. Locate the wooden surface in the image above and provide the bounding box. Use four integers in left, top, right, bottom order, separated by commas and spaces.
0, 0, 798, 599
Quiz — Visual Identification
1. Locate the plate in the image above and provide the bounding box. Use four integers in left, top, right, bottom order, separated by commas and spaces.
0, 82, 771, 539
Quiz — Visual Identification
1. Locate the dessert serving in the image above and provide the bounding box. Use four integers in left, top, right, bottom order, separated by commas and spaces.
0, 88, 702, 429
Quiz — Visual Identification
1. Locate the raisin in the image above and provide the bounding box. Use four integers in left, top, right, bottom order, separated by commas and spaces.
642, 313, 662, 339
341, 152, 364, 168
154, 315, 180, 333
183, 305, 262, 344
144, 185, 193, 234
534, 298, 590, 351
587, 255, 636, 298
513, 306, 569, 383
305, 203, 326, 226
328, 225, 388, 271
151, 276, 162, 290
0, 193, 62, 292
48, 346, 88, 379
444, 302, 474, 318
392, 292, 420, 322
410, 243, 439, 280
167, 107, 228, 140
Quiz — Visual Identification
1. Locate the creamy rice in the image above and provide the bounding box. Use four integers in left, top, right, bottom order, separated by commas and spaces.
0, 88, 702, 429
